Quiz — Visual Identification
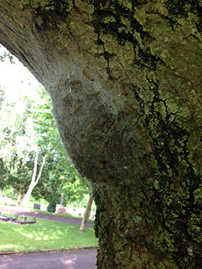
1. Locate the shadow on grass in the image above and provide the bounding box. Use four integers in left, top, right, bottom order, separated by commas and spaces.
0, 219, 97, 253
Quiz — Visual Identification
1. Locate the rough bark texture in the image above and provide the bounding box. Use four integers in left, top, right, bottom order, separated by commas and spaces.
0, 1, 201, 268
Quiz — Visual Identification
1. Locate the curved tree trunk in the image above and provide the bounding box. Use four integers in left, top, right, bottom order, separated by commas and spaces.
22, 152, 46, 208
0, 1, 201, 268
80, 193, 94, 232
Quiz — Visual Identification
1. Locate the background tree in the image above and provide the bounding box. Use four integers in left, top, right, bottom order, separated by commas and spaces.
0, 1, 201, 268
22, 150, 46, 207
0, 93, 35, 204
31, 89, 90, 208
0, 82, 89, 209
0, 87, 6, 196
80, 192, 94, 232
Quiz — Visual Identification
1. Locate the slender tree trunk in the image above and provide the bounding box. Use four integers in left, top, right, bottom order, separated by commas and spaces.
17, 192, 23, 207
22, 152, 46, 207
59, 194, 64, 205
80, 193, 94, 232
0, 1, 201, 268
22, 182, 36, 207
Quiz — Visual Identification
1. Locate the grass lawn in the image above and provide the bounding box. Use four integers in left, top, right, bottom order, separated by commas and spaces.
0, 218, 97, 253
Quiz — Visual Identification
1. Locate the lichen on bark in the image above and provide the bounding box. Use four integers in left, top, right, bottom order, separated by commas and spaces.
0, 0, 201, 268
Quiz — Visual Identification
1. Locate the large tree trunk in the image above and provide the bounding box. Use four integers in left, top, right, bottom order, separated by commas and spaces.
0, 1, 201, 268
94, 183, 201, 269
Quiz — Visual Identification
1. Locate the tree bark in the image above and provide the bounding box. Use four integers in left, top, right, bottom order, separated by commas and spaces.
0, 1, 201, 268
80, 193, 94, 232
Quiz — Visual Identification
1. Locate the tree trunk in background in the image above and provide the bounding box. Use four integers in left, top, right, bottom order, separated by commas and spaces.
17, 192, 23, 207
80, 193, 94, 232
22, 152, 46, 208
0, 1, 201, 268
59, 194, 64, 206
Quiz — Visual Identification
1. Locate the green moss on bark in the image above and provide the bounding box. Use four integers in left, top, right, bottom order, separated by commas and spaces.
20, 0, 71, 30
1, 1, 201, 268
87, 1, 202, 268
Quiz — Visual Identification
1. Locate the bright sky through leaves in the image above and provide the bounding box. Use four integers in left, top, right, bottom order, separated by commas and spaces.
0, 46, 44, 156
0, 46, 42, 108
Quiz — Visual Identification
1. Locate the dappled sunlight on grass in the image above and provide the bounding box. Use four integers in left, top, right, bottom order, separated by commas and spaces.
0, 244, 16, 250
0, 219, 97, 252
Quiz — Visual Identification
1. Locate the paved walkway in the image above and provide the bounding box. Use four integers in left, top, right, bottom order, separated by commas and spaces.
0, 250, 97, 269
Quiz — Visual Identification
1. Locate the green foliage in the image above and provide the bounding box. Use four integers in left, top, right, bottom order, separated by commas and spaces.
0, 82, 89, 205
153, 179, 159, 190
47, 200, 57, 212
20, 0, 70, 31
0, 45, 14, 63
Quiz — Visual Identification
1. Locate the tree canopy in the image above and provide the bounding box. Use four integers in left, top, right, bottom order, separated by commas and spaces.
0, 81, 89, 207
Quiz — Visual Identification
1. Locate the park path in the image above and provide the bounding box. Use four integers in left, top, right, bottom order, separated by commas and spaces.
0, 206, 93, 227
0, 249, 97, 269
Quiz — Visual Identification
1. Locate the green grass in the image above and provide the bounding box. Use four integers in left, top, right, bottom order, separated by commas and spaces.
0, 218, 97, 253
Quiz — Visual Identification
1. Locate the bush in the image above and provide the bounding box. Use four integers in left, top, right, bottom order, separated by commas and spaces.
47, 201, 56, 213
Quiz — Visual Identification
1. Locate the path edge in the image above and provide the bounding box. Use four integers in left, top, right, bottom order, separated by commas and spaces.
0, 246, 98, 256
